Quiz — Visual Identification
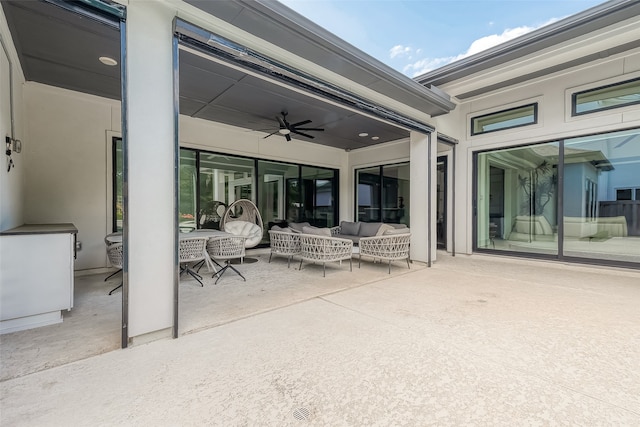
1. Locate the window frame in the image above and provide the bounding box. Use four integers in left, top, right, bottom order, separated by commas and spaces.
470, 103, 538, 136
571, 77, 640, 116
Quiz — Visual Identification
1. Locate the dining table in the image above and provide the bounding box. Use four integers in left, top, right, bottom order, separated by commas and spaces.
104, 229, 231, 273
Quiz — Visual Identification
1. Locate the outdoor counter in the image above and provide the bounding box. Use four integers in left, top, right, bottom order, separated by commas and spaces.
0, 223, 78, 334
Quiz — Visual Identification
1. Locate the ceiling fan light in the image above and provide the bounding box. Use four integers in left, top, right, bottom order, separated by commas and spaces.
278, 128, 291, 135
98, 56, 118, 66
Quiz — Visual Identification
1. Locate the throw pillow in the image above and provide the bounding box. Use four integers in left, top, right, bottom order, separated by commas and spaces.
376, 224, 395, 236
288, 222, 311, 233
384, 227, 411, 235
389, 223, 408, 229
359, 222, 382, 237
302, 226, 332, 237
340, 221, 360, 236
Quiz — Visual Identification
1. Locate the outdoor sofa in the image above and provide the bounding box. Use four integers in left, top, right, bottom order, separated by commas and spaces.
268, 220, 411, 275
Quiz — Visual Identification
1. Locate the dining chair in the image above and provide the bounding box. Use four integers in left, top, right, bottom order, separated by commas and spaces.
179, 237, 208, 286
104, 232, 122, 283
206, 236, 247, 284
106, 242, 123, 295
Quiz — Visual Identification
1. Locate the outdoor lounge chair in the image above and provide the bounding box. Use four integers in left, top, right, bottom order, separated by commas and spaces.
298, 234, 353, 277
268, 229, 301, 267
219, 199, 264, 248
358, 232, 411, 274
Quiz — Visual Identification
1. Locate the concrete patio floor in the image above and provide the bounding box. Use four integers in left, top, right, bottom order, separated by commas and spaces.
1, 253, 639, 425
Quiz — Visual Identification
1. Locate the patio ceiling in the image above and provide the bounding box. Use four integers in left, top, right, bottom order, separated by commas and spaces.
2, 0, 454, 151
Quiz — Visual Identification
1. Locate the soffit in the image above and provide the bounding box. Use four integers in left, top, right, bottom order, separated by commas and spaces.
1, 0, 410, 150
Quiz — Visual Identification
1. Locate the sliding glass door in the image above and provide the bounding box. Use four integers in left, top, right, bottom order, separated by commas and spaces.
474, 127, 640, 266
356, 162, 410, 226
563, 129, 640, 263
301, 166, 337, 228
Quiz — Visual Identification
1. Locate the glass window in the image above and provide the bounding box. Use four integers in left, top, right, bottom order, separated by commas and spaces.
572, 78, 640, 116
300, 166, 337, 228
382, 163, 410, 226
356, 167, 381, 222
563, 129, 640, 263
199, 153, 254, 229
257, 160, 299, 242
471, 104, 537, 135
356, 163, 410, 226
179, 149, 197, 231
112, 138, 123, 232
616, 188, 632, 201
476, 142, 559, 255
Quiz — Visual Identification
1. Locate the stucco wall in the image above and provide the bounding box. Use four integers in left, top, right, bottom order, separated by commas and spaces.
0, 7, 25, 231
434, 47, 640, 255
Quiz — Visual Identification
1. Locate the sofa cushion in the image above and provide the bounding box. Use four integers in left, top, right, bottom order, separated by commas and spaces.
302, 225, 332, 237
271, 225, 292, 232
289, 222, 311, 233
383, 227, 410, 235
359, 222, 382, 237
340, 221, 360, 236
334, 234, 361, 244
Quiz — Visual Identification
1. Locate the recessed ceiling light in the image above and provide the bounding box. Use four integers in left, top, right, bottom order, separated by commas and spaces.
99, 56, 118, 66
371, 136, 380, 140
358, 132, 368, 137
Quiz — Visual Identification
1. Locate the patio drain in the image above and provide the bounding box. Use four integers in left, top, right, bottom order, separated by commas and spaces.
292, 407, 311, 421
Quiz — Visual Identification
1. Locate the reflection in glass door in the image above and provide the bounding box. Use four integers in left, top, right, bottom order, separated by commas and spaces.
437, 157, 447, 249
258, 161, 298, 243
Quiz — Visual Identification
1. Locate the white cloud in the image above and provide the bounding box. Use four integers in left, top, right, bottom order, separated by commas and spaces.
389, 45, 413, 59
403, 18, 561, 77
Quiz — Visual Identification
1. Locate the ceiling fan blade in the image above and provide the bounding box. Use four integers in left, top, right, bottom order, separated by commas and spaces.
276, 115, 287, 129
293, 127, 324, 132
291, 129, 315, 139
262, 130, 279, 139
290, 119, 312, 127
285, 133, 292, 142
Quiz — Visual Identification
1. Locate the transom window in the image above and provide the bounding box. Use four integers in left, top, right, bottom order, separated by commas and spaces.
572, 77, 640, 116
471, 103, 537, 135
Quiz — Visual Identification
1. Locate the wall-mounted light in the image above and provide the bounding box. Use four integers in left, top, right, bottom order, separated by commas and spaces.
5, 136, 22, 172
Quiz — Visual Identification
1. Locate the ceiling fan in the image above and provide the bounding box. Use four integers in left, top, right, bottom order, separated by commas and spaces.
263, 111, 324, 141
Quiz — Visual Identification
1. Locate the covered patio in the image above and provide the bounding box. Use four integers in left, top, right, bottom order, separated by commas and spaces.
0, 0, 453, 346
1, 247, 423, 382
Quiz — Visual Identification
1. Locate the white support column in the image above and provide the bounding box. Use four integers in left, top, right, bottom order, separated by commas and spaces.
409, 131, 430, 263
126, 1, 176, 340
340, 152, 351, 222
429, 133, 438, 263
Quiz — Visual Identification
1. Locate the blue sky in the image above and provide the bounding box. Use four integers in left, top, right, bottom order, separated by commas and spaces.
279, 0, 606, 77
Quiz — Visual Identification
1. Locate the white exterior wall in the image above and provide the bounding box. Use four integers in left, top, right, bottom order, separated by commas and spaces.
23, 84, 119, 270
0, 7, 25, 231
434, 47, 640, 255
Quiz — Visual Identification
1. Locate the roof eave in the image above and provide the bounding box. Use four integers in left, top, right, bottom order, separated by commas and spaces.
415, 0, 640, 86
